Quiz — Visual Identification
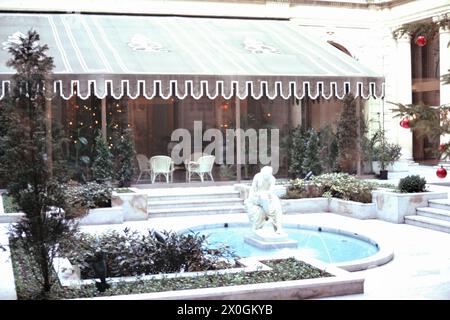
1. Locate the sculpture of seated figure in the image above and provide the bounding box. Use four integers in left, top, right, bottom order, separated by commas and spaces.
245, 166, 283, 237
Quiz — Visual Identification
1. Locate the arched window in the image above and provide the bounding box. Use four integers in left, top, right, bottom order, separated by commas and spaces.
327, 41, 352, 57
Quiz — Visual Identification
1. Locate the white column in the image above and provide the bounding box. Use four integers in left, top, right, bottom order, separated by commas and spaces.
439, 26, 450, 148
395, 34, 413, 160
440, 26, 450, 107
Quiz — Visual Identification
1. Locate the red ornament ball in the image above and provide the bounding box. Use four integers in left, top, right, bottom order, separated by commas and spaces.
415, 35, 427, 47
399, 118, 410, 129
439, 143, 447, 152
437, 166, 447, 179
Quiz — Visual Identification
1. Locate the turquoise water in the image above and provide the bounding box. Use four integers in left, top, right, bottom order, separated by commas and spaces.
188, 225, 379, 263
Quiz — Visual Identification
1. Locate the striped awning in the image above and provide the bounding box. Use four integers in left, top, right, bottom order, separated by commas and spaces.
0, 13, 384, 100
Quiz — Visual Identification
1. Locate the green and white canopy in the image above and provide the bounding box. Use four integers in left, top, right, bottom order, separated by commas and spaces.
0, 13, 384, 100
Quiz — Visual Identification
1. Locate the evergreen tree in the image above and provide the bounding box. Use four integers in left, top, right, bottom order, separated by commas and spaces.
319, 124, 338, 173
91, 132, 114, 182
114, 128, 136, 187
0, 30, 77, 295
302, 128, 323, 175
288, 126, 309, 178
337, 94, 359, 173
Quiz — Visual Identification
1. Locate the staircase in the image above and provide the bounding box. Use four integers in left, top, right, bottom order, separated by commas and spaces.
145, 186, 246, 217
405, 199, 450, 233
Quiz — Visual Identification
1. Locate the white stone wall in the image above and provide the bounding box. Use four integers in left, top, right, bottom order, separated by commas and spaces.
288, 0, 449, 159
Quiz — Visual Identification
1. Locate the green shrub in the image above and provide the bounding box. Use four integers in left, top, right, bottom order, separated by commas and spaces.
283, 178, 322, 199
62, 181, 112, 219
398, 175, 427, 193
59, 229, 236, 279
1, 194, 20, 213
310, 173, 377, 203
288, 127, 328, 177
285, 173, 378, 203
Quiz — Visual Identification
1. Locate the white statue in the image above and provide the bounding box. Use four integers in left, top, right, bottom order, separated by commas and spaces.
245, 166, 283, 235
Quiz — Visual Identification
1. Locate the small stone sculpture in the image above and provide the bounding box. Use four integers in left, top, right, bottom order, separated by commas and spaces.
245, 166, 283, 235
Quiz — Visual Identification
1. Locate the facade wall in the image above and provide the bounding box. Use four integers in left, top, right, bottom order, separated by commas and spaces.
2, 0, 449, 166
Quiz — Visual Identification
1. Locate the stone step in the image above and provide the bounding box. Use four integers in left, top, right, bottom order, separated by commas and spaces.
416, 207, 450, 222
428, 199, 450, 211
149, 205, 246, 217
148, 197, 244, 209
147, 191, 241, 202
405, 215, 450, 233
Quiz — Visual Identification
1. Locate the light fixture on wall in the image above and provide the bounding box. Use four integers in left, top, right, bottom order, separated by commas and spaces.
221, 101, 229, 110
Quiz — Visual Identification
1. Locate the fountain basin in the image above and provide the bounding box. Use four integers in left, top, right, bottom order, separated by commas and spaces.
180, 222, 394, 271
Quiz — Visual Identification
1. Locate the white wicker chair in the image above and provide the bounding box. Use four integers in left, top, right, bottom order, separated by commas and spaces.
149, 155, 174, 183
136, 154, 151, 183
186, 155, 215, 182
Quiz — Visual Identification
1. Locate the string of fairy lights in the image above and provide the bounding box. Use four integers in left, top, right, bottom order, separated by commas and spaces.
67, 99, 131, 150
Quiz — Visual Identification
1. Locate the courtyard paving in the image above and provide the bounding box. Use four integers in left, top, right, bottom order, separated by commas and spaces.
1, 210, 450, 299
1, 163, 450, 300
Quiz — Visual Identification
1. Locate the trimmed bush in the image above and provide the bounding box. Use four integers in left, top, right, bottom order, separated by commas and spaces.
398, 175, 427, 193
302, 129, 323, 175
91, 133, 114, 183
288, 126, 308, 177
113, 129, 136, 187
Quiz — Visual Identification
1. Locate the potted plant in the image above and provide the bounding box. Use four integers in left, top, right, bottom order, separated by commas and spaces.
369, 129, 402, 180
376, 144, 390, 180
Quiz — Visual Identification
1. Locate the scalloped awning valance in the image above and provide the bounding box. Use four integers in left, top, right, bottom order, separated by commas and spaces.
0, 14, 384, 100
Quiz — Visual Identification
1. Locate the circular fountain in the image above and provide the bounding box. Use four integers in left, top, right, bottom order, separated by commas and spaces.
182, 222, 392, 271
180, 166, 394, 271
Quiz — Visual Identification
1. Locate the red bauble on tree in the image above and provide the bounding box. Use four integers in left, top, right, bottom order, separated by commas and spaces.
415, 35, 427, 47
439, 143, 447, 152
399, 118, 410, 129
437, 166, 447, 179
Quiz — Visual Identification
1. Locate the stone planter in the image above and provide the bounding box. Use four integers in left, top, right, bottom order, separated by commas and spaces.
281, 198, 329, 214
273, 185, 288, 198
112, 188, 148, 221
372, 190, 448, 223
372, 161, 409, 175
78, 207, 123, 225
56, 255, 364, 300
329, 198, 376, 219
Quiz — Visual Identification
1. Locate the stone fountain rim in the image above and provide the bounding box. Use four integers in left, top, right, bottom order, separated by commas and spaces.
178, 221, 394, 272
